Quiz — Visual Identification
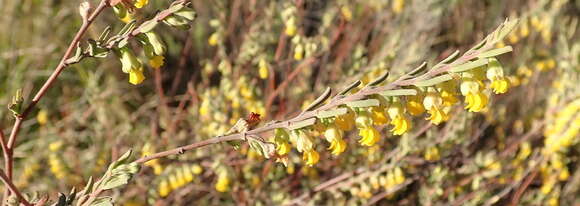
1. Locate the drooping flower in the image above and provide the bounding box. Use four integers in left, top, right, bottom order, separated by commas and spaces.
335, 108, 355, 131
486, 58, 510, 94
294, 44, 304, 60
129, 67, 145, 85
134, 0, 148, 8
437, 80, 459, 106
370, 106, 389, 125
215, 173, 230, 192
406, 87, 425, 116
285, 17, 297, 36
324, 124, 347, 155
258, 58, 269, 79
356, 112, 380, 146
460, 77, 488, 112
387, 100, 411, 135
143, 32, 167, 69
274, 129, 291, 155
423, 89, 449, 125
302, 150, 320, 166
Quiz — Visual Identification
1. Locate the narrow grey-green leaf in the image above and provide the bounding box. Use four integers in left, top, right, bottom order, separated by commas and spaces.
495, 18, 519, 43
98, 26, 112, 42
409, 62, 427, 76
477, 46, 513, 59
380, 89, 418, 97
414, 74, 453, 87
449, 59, 489, 73
303, 87, 331, 112
288, 118, 317, 130
367, 72, 389, 86
315, 108, 348, 119
338, 80, 361, 95
346, 99, 380, 108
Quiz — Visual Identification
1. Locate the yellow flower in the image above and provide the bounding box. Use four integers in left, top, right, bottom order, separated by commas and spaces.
215, 174, 230, 192
274, 129, 291, 155
324, 125, 346, 155
37, 109, 48, 125
134, 0, 148, 8
149, 55, 165, 69
392, 0, 405, 14
158, 179, 171, 197
258, 58, 269, 79
437, 80, 459, 106
113, 5, 134, 23
191, 164, 203, 175
558, 168, 570, 181
358, 126, 380, 146
356, 112, 381, 146
424, 146, 440, 161
294, 44, 304, 60
129, 68, 146, 85
393, 167, 405, 184
423, 91, 448, 125
284, 16, 297, 36
387, 101, 411, 135
340, 6, 353, 21
208, 33, 219, 46
486, 58, 509, 94
460, 78, 488, 112
293, 130, 314, 153
406, 89, 425, 116
335, 108, 355, 131
302, 150, 320, 166
370, 106, 389, 125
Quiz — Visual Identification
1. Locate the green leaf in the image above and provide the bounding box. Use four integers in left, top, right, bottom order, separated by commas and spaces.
8, 89, 23, 117
477, 46, 513, 59
90, 197, 113, 206
495, 18, 519, 43
315, 108, 348, 119
137, 20, 158, 34
64, 43, 84, 64
247, 136, 276, 159
414, 74, 453, 87
346, 99, 380, 108
98, 26, 112, 42
449, 59, 489, 73
118, 20, 137, 37
380, 89, 418, 97
87, 39, 109, 58
101, 162, 140, 190
288, 118, 316, 130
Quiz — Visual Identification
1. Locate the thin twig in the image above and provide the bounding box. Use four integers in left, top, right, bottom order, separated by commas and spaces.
2, 0, 110, 203
0, 169, 31, 206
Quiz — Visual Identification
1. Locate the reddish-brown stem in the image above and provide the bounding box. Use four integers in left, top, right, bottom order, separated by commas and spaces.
0, 169, 31, 206
509, 169, 539, 206
2, 0, 109, 204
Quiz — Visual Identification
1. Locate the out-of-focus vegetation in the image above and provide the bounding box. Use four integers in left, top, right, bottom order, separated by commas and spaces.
0, 0, 579, 205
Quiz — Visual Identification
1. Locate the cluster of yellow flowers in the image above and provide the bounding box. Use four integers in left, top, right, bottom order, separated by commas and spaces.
198, 75, 266, 137
536, 97, 580, 206
47, 141, 81, 185
502, 14, 552, 47
214, 170, 231, 193
157, 164, 204, 197
349, 167, 406, 199
272, 56, 512, 167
